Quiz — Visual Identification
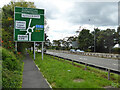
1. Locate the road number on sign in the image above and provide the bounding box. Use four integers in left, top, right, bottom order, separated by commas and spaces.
18, 35, 28, 41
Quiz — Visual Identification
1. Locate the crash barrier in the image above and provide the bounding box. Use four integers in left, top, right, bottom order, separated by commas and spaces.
48, 50, 120, 60
45, 52, 120, 80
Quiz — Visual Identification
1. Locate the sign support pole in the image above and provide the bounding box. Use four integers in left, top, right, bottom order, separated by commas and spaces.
15, 42, 17, 51
42, 42, 44, 60
34, 42, 35, 60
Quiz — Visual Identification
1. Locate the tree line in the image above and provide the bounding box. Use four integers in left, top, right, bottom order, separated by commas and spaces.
50, 27, 120, 54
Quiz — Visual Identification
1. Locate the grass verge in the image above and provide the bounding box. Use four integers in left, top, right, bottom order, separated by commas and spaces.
29, 51, 119, 88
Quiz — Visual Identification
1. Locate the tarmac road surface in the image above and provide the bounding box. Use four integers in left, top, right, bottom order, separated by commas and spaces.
46, 51, 119, 72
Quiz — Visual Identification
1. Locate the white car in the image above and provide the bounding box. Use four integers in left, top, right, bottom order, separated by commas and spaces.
76, 49, 84, 52
37, 50, 41, 53
80, 50, 84, 52
70, 49, 75, 52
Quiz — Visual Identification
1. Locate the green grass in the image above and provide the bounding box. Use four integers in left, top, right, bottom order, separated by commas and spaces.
30, 52, 119, 88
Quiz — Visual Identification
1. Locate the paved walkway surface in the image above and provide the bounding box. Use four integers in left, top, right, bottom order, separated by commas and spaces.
22, 53, 51, 88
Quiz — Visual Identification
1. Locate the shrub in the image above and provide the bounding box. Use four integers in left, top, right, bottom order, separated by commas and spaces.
2, 48, 22, 71
2, 48, 23, 88
112, 48, 120, 54
2, 69, 22, 88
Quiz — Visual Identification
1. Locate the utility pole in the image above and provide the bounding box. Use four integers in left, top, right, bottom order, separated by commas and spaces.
89, 19, 96, 52
94, 28, 96, 52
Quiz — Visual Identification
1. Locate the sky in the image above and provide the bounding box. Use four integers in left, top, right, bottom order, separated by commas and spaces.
0, 0, 119, 42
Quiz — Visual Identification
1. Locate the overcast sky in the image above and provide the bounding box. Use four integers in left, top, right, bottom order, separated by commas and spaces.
0, 0, 119, 41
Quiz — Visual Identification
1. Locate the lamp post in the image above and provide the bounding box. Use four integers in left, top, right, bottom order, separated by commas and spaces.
89, 19, 96, 52
94, 27, 96, 52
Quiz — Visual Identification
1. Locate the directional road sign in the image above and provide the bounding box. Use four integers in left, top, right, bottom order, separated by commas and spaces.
14, 7, 44, 42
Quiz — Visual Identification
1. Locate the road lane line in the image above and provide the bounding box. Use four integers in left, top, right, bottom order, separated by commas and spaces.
113, 64, 118, 66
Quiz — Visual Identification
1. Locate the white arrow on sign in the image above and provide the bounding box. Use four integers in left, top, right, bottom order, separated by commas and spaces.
26, 19, 35, 41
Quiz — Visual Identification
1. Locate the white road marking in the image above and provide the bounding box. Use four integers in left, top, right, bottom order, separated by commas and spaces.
113, 63, 118, 66
79, 58, 87, 60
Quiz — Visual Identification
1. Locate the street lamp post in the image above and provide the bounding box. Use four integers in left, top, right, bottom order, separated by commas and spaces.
89, 19, 96, 52
94, 28, 96, 52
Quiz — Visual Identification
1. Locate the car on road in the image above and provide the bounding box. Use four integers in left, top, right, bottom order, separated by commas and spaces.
37, 50, 41, 53
37, 48, 46, 53
70, 49, 75, 52
76, 49, 84, 52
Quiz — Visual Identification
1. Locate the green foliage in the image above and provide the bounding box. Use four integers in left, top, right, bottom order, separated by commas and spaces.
33, 53, 118, 88
76, 28, 118, 53
78, 29, 93, 51
112, 48, 120, 54
111, 82, 120, 88
117, 26, 120, 44
0, 47, 1, 89
2, 69, 23, 88
2, 48, 24, 88
2, 0, 36, 52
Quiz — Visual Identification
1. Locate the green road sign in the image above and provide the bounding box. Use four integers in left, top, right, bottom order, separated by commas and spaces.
14, 7, 44, 42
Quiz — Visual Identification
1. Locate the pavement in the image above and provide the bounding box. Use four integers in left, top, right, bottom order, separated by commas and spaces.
46, 51, 119, 72
22, 53, 51, 88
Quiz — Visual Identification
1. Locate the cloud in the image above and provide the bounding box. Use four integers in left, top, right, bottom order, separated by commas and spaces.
38, 1, 118, 41
47, 19, 79, 41
35, 1, 60, 19
48, 31, 75, 42
67, 2, 118, 26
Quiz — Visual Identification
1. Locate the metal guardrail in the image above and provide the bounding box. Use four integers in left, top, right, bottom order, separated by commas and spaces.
48, 50, 120, 60
45, 52, 120, 80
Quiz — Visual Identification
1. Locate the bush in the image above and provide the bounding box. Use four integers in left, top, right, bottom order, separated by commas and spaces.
2, 48, 24, 88
2, 48, 22, 71
112, 48, 120, 54
2, 69, 22, 88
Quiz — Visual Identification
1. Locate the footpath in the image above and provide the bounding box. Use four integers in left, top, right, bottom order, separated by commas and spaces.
22, 53, 51, 88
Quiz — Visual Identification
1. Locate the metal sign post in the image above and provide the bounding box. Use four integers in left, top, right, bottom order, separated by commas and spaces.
34, 42, 35, 60
15, 42, 17, 51
42, 42, 44, 60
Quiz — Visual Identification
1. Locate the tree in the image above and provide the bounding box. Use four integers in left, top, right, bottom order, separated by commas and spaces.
52, 40, 61, 47
67, 36, 77, 42
91, 28, 101, 52
61, 39, 69, 49
103, 29, 116, 53
93, 28, 116, 53
117, 26, 120, 44
78, 29, 93, 51
45, 39, 51, 49
52, 40, 61, 50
